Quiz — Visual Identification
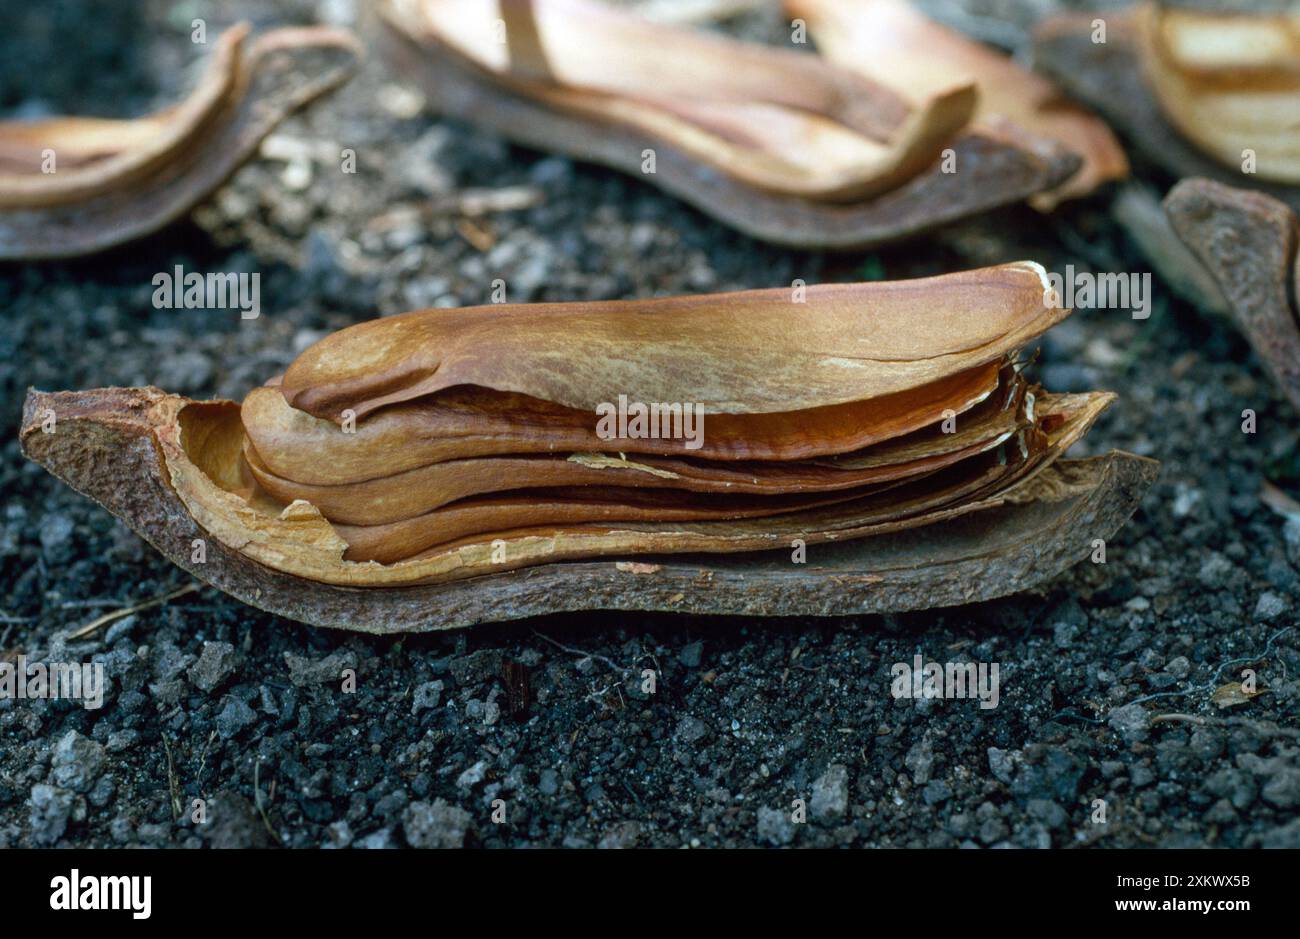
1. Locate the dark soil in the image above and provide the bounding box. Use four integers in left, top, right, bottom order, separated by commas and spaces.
1, 0, 1297, 849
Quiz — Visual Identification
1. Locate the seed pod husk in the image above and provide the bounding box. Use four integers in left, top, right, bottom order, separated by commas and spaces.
19, 385, 1156, 632
1165, 177, 1300, 412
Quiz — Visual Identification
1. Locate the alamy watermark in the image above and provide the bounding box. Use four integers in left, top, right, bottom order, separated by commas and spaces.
0, 657, 105, 710
1045, 264, 1152, 320
595, 394, 704, 450
50, 869, 151, 919
890, 654, 1000, 709
152, 264, 260, 319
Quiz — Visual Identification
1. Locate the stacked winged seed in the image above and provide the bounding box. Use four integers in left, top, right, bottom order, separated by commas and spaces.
237, 263, 1113, 568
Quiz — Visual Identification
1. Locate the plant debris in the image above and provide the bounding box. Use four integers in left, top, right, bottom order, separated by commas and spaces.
65, 582, 199, 641
1211, 681, 1268, 710
0, 23, 360, 260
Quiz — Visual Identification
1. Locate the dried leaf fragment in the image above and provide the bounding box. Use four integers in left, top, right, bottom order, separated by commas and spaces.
1211, 681, 1268, 710
501, 659, 532, 718
0, 23, 361, 260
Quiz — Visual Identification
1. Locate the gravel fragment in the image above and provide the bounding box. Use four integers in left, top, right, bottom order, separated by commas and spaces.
199, 792, 273, 848
28, 784, 75, 846
411, 680, 444, 715
1108, 703, 1151, 744
809, 764, 850, 820
448, 649, 503, 687
675, 715, 709, 744
38, 513, 75, 564
456, 760, 488, 789
1283, 518, 1300, 569
323, 820, 353, 848
1261, 767, 1300, 809
756, 807, 796, 846
904, 736, 935, 785
215, 697, 258, 739
988, 747, 1019, 785
1027, 799, 1068, 830
403, 799, 472, 848
1253, 591, 1289, 622
678, 642, 703, 668
187, 641, 237, 693
598, 821, 640, 849
354, 827, 398, 849
284, 650, 357, 688
51, 731, 106, 793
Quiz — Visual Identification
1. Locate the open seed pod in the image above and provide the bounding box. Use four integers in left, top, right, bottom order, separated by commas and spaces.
21, 264, 1156, 633
1136, 4, 1300, 185
369, 0, 1080, 250
785, 0, 1127, 210
1033, 4, 1300, 210
0, 23, 361, 260
1165, 177, 1300, 412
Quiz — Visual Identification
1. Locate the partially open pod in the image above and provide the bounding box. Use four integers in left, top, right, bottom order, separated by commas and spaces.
20, 386, 1155, 633
1137, 4, 1300, 185
379, 0, 977, 202
21, 266, 1155, 632
371, 0, 1080, 249
785, 0, 1127, 209
0, 24, 361, 260
1033, 5, 1300, 210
